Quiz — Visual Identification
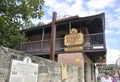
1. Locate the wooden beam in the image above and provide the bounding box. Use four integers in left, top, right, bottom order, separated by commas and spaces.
50, 12, 57, 60
41, 28, 44, 49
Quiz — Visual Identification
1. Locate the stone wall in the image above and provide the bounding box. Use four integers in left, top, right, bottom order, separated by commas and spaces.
0, 46, 80, 82
84, 54, 95, 82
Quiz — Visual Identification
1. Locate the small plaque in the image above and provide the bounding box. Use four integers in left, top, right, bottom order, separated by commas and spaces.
75, 58, 80, 63
9, 57, 38, 82
61, 64, 68, 80
64, 46, 83, 52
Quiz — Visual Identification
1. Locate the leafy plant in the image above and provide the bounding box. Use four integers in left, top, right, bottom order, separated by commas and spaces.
0, 0, 44, 48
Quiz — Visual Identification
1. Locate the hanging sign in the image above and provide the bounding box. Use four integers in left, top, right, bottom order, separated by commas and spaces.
64, 28, 84, 52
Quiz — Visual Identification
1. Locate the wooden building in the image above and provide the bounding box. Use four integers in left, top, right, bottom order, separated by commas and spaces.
16, 13, 107, 82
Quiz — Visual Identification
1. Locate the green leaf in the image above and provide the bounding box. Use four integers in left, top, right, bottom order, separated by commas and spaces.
0, 0, 44, 48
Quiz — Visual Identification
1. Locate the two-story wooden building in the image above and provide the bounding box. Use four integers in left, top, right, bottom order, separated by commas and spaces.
16, 13, 107, 82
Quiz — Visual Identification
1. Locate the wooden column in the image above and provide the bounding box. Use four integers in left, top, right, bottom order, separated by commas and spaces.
41, 28, 44, 49
50, 12, 57, 60
69, 22, 71, 31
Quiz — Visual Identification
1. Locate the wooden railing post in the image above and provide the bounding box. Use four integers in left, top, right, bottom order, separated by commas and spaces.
50, 12, 57, 60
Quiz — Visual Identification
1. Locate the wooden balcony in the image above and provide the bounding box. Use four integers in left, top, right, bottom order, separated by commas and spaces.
15, 33, 106, 57
83, 33, 106, 62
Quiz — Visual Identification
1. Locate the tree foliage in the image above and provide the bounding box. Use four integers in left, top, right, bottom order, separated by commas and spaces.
107, 64, 114, 70
0, 0, 44, 48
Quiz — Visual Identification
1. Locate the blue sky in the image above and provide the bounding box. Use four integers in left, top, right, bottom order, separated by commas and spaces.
32, 0, 120, 64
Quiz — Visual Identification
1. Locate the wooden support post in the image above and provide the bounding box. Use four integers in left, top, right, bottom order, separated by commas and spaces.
50, 12, 57, 60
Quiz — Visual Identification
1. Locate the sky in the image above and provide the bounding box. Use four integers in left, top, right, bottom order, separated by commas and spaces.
32, 0, 120, 64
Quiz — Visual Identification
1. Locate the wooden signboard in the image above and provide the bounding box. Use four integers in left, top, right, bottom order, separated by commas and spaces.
64, 28, 84, 52
58, 53, 84, 68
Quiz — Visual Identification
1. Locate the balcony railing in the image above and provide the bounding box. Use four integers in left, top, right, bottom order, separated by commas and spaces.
15, 33, 106, 55
84, 33, 105, 51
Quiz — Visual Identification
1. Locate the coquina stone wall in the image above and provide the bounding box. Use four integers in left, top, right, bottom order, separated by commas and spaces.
0, 46, 81, 82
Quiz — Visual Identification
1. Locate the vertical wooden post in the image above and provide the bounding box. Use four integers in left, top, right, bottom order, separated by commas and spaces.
41, 28, 44, 50
50, 12, 57, 60
69, 22, 71, 31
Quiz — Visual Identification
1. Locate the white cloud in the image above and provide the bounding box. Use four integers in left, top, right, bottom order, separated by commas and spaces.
87, 0, 115, 10
65, 0, 75, 4
31, 19, 40, 25
44, 0, 70, 16
106, 38, 117, 45
65, 0, 84, 16
105, 30, 114, 35
114, 8, 120, 13
31, 18, 51, 25
105, 13, 120, 34
44, 0, 85, 22
118, 16, 120, 19
41, 17, 51, 24
45, 0, 57, 6
108, 19, 120, 29
116, 30, 120, 35
107, 48, 120, 64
